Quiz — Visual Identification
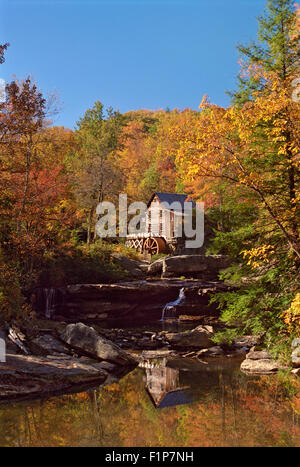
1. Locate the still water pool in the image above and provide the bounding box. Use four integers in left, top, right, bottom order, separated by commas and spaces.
0, 355, 299, 447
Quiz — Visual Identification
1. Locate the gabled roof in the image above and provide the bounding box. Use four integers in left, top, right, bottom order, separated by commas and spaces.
147, 192, 195, 210
147, 387, 194, 409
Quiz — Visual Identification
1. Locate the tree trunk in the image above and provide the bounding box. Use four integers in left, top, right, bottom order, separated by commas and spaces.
87, 207, 93, 247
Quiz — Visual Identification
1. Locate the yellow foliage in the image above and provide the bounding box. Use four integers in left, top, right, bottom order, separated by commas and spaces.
281, 293, 300, 336
241, 245, 275, 269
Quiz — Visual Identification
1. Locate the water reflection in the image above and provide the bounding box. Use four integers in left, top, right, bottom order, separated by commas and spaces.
0, 357, 299, 447
141, 356, 245, 413
143, 358, 192, 408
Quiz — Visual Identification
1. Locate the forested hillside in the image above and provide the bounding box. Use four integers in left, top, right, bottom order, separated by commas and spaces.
0, 0, 299, 355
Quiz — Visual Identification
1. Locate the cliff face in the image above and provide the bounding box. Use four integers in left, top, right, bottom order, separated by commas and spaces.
33, 279, 231, 323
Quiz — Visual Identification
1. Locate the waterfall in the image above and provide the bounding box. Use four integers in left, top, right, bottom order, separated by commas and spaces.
161, 288, 185, 321
44, 287, 57, 319
33, 286, 66, 319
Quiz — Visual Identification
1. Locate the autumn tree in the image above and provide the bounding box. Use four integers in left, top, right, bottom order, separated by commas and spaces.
231, 0, 300, 105
231, 0, 300, 245
171, 1, 300, 343
118, 110, 183, 202
66, 101, 125, 245
118, 115, 158, 202
0, 77, 76, 293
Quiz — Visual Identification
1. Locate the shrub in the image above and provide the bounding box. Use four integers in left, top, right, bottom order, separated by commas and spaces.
0, 252, 27, 323
281, 293, 300, 337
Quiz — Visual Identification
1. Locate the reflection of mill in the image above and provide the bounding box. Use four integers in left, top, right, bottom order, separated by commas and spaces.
141, 358, 192, 409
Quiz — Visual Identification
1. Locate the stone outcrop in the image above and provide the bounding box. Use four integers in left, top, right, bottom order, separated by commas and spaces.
165, 325, 214, 349
0, 323, 138, 402
291, 338, 300, 368
147, 258, 165, 276
0, 353, 108, 402
60, 322, 137, 366
240, 350, 286, 374
39, 280, 229, 323
160, 255, 232, 279
111, 254, 147, 279
243, 350, 272, 360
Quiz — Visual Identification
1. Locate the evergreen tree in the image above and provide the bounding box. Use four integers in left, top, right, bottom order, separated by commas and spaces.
230, 0, 300, 105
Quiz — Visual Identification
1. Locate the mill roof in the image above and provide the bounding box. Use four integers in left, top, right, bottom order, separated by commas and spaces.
147, 192, 195, 210
147, 387, 194, 409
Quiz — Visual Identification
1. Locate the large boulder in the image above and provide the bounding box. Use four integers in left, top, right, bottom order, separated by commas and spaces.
245, 350, 273, 360
240, 359, 283, 374
147, 258, 165, 276
111, 254, 146, 279
291, 346, 300, 368
240, 351, 286, 374
291, 339, 300, 367
60, 323, 137, 366
165, 325, 214, 349
161, 255, 231, 279
292, 338, 300, 349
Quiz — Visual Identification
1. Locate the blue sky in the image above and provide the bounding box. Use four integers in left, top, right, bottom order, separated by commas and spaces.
1, 0, 266, 129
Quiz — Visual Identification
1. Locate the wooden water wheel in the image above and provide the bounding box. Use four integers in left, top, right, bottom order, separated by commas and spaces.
143, 237, 167, 256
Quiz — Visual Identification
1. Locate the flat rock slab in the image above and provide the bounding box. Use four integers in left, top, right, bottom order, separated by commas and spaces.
240, 357, 287, 375
246, 351, 272, 360
66, 279, 220, 297
0, 354, 108, 402
147, 258, 165, 276
162, 255, 231, 279
41, 279, 231, 322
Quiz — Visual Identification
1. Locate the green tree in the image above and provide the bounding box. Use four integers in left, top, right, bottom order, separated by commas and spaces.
66, 101, 125, 245
139, 163, 161, 200
181, 0, 300, 346
230, 0, 299, 105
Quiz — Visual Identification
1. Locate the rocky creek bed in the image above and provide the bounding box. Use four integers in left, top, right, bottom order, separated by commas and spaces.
1, 254, 299, 402
1, 316, 297, 403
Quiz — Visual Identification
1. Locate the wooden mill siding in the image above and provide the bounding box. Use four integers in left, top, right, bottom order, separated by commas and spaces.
146, 194, 182, 240
125, 192, 195, 255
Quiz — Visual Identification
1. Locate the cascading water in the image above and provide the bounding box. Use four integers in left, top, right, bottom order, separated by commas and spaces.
161, 287, 185, 321
44, 287, 57, 319
33, 286, 66, 319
